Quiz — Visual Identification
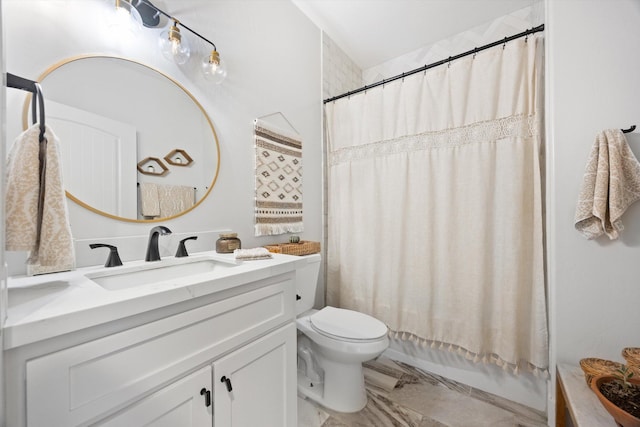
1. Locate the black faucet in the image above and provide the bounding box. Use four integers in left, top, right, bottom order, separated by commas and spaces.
89, 243, 123, 267
145, 226, 172, 261
175, 236, 198, 257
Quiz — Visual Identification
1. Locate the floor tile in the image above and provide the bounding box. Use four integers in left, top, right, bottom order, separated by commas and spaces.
322, 389, 427, 427
468, 387, 547, 426
363, 366, 399, 393
298, 396, 331, 427
298, 356, 548, 427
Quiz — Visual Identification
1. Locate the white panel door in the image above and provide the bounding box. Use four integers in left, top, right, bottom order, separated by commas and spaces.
213, 323, 297, 427
95, 365, 212, 427
47, 100, 137, 217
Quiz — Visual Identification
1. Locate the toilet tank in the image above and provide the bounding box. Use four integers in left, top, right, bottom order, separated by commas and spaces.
295, 253, 321, 315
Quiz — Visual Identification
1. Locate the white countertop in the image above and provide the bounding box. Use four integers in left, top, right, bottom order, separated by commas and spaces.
4, 251, 306, 350
557, 363, 617, 426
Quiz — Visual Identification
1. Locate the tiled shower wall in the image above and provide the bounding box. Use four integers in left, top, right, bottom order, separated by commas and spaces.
322, 33, 363, 101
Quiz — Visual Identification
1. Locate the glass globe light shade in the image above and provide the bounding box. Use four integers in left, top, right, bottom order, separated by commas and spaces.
108, 0, 142, 40
201, 50, 227, 84
159, 21, 191, 65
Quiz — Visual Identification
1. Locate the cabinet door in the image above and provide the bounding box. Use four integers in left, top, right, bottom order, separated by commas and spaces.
214, 323, 297, 427
95, 365, 212, 427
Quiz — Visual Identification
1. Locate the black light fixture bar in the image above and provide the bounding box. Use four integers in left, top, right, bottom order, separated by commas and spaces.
324, 24, 545, 104
133, 0, 217, 50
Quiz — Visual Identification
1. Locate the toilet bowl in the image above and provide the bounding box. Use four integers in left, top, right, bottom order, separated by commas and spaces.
295, 254, 389, 413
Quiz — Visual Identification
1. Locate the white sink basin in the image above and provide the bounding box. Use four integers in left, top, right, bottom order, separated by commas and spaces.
86, 257, 238, 291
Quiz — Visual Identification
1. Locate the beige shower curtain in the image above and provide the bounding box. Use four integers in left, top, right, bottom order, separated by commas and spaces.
325, 35, 547, 375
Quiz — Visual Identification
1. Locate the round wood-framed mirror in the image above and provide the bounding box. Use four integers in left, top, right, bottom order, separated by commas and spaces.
24, 55, 220, 222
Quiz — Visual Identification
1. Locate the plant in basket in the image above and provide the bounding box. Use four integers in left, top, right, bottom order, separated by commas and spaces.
591, 365, 640, 427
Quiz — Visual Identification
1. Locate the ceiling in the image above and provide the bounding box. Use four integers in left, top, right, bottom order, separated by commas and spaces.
291, 0, 536, 70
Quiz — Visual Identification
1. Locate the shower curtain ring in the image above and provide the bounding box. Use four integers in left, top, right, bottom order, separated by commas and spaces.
503, 37, 508, 49
447, 56, 452, 68
473, 48, 478, 59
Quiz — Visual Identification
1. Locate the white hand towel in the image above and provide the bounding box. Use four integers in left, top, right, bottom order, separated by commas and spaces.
575, 129, 640, 239
234, 247, 273, 260
6, 124, 75, 273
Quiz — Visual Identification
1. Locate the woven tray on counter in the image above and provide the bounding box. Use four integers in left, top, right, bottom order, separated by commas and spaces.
263, 240, 320, 256
579, 357, 639, 386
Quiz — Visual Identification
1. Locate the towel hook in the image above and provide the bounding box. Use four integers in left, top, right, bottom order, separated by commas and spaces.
34, 83, 46, 143
622, 125, 636, 134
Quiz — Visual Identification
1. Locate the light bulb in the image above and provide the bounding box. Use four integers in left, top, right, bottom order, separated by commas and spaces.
108, 0, 142, 40
201, 50, 227, 84
159, 20, 191, 65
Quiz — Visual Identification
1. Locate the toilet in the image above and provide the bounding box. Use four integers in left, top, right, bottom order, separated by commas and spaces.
295, 253, 389, 413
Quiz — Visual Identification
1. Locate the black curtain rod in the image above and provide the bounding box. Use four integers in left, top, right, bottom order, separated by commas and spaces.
324, 24, 545, 104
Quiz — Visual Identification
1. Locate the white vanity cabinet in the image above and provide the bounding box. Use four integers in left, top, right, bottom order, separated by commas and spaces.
7, 270, 298, 427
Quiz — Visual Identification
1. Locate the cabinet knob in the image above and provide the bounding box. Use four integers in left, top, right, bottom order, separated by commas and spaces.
220, 375, 233, 392
200, 387, 211, 407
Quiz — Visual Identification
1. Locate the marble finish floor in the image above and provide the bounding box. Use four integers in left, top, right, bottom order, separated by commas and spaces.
298, 357, 548, 427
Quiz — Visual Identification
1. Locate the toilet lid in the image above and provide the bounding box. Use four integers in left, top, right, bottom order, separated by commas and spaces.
309, 306, 388, 341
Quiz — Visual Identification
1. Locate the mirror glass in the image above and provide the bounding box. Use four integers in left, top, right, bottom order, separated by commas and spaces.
30, 55, 220, 222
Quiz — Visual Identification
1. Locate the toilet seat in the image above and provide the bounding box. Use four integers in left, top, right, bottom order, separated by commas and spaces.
309, 306, 388, 342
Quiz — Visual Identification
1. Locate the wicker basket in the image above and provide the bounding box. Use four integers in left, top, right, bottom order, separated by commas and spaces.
622, 347, 640, 368
263, 240, 320, 256
579, 358, 626, 386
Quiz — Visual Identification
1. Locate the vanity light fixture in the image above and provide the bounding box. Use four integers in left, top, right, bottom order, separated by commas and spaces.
126, 0, 227, 84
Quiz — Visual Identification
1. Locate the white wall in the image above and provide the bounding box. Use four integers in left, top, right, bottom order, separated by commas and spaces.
548, 1, 640, 366
3, 0, 322, 274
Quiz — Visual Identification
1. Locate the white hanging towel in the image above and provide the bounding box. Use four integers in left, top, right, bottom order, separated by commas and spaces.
6, 123, 75, 274
575, 129, 640, 239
